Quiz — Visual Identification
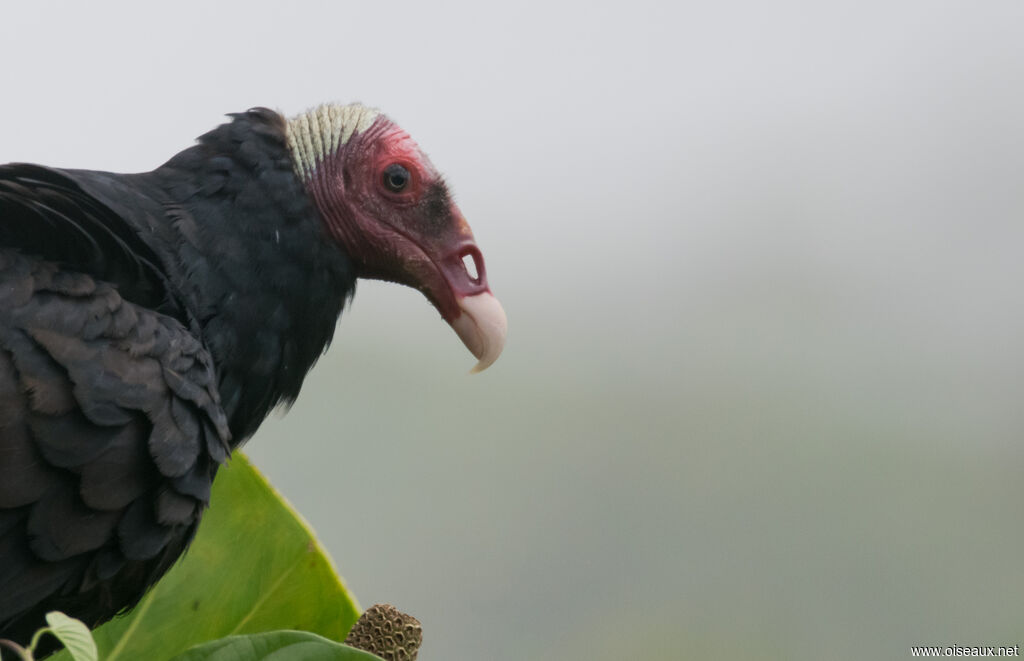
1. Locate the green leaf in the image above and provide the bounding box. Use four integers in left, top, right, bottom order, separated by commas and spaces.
169, 631, 382, 661
52, 454, 360, 661
36, 612, 96, 661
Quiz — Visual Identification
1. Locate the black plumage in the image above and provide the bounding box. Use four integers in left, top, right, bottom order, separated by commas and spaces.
0, 109, 354, 647
0, 103, 505, 653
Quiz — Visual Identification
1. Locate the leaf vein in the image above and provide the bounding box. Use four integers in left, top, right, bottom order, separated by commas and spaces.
104, 585, 159, 661
226, 561, 301, 636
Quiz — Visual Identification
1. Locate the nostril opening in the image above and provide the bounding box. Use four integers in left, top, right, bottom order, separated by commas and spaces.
462, 253, 479, 283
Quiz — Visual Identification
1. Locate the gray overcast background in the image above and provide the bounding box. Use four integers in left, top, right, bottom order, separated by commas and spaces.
3, 2, 1023, 659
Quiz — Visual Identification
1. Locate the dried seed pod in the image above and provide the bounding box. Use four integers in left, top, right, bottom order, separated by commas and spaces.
345, 603, 423, 660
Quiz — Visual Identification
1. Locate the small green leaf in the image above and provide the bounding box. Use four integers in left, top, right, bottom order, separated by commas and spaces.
37, 613, 96, 661
51, 454, 360, 661
168, 631, 383, 661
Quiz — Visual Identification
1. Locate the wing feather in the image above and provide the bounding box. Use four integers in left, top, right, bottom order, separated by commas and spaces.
0, 249, 230, 644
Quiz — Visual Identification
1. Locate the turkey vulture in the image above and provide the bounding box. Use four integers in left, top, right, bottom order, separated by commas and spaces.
0, 104, 506, 648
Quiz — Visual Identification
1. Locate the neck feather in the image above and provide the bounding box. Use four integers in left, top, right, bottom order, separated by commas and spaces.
148, 109, 357, 442
285, 103, 380, 181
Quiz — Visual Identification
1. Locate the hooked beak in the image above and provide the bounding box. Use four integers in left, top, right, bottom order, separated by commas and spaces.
451, 291, 507, 373
434, 242, 507, 373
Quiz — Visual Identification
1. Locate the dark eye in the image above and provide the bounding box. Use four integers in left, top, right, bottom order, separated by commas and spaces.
382, 163, 410, 192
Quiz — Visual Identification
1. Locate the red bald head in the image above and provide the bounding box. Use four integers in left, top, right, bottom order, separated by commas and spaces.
292, 108, 506, 372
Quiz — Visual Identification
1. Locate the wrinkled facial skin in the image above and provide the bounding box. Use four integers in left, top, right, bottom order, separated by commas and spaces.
307, 116, 505, 371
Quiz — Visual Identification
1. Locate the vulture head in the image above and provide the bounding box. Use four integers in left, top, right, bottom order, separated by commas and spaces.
285, 104, 506, 372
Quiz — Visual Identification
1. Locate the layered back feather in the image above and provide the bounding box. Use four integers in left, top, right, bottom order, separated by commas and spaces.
0, 109, 356, 651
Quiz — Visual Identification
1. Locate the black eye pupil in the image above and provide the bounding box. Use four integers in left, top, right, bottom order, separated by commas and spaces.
383, 164, 410, 192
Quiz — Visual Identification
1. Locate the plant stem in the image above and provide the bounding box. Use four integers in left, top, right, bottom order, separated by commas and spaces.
25, 628, 49, 658
0, 638, 33, 661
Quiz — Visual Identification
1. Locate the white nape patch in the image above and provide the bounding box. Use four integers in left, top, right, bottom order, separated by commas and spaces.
285, 103, 380, 181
